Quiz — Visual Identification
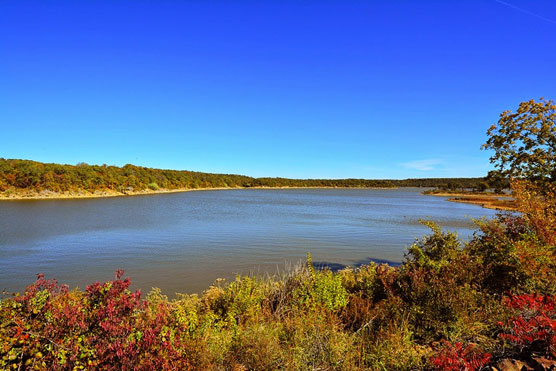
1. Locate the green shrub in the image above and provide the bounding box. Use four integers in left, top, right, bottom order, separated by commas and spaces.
291, 254, 349, 312
362, 318, 431, 370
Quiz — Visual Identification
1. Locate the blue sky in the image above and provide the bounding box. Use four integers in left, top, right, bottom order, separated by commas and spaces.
1, 1, 555, 179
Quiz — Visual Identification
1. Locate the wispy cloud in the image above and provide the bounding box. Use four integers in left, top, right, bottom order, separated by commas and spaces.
494, 0, 556, 25
401, 159, 442, 172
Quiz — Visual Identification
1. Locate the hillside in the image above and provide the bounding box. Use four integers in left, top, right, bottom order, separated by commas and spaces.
0, 158, 486, 198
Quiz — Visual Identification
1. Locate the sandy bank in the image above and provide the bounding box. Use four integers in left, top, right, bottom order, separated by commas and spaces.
423, 192, 516, 211
0, 187, 240, 201
447, 196, 516, 211
0, 186, 397, 201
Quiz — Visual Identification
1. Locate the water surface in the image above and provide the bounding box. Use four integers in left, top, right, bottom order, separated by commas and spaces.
0, 188, 498, 295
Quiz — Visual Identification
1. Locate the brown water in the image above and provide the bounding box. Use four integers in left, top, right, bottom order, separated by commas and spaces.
0, 188, 498, 295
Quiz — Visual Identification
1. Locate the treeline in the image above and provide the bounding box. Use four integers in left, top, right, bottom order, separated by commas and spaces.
393, 177, 493, 189
0, 159, 253, 194
253, 177, 395, 188
0, 158, 489, 194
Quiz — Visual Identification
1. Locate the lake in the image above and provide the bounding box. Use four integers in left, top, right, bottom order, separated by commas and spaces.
0, 188, 498, 296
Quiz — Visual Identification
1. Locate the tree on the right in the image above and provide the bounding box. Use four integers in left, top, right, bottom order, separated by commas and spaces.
482, 98, 556, 188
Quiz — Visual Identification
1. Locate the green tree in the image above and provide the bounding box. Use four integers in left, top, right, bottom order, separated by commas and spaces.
482, 98, 556, 187
475, 181, 489, 193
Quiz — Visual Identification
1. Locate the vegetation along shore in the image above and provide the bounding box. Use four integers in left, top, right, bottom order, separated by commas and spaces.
0, 158, 487, 201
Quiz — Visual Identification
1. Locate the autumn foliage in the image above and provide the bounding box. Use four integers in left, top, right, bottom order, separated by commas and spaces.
1, 270, 203, 370
430, 341, 491, 371
499, 293, 556, 359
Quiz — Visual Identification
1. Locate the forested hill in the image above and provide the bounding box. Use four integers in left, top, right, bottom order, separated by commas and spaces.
0, 158, 486, 195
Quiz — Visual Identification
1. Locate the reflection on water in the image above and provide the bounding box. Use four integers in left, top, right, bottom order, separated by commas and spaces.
0, 188, 498, 295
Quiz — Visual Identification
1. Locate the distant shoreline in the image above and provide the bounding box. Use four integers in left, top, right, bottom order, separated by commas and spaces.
0, 186, 398, 201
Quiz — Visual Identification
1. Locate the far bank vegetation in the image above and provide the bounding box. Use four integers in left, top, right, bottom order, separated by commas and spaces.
0, 158, 486, 198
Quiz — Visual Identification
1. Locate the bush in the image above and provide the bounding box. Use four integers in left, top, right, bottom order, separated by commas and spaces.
498, 293, 556, 359
363, 319, 431, 370
467, 182, 556, 295
430, 341, 491, 371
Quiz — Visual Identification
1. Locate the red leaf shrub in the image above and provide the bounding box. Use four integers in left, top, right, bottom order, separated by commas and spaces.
1, 271, 200, 370
431, 341, 491, 371
499, 293, 556, 358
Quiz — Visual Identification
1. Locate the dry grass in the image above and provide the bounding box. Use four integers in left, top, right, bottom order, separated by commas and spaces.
447, 196, 517, 211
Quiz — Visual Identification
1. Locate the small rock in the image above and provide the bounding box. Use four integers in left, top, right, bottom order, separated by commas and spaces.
496, 359, 533, 371
531, 356, 556, 371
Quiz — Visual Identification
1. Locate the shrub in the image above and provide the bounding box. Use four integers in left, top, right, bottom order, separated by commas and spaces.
512, 180, 556, 245
147, 182, 159, 190
397, 223, 490, 342
280, 309, 357, 369
430, 341, 491, 371
0, 271, 199, 370
362, 319, 431, 370
339, 263, 377, 298
227, 323, 285, 370
290, 254, 349, 313
498, 293, 556, 358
